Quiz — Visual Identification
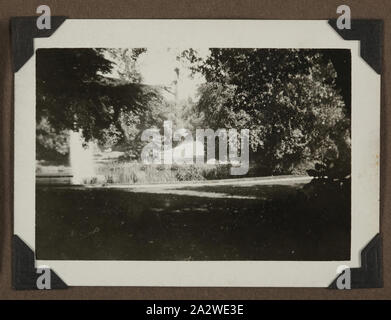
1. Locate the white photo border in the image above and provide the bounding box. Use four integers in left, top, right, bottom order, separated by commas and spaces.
14, 20, 380, 287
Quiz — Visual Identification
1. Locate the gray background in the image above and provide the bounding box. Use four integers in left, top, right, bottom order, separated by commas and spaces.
0, 0, 389, 299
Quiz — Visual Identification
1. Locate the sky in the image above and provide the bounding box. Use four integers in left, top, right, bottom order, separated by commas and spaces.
136, 47, 209, 101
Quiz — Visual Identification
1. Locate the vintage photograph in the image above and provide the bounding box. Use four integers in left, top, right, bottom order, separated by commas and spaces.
35, 47, 351, 261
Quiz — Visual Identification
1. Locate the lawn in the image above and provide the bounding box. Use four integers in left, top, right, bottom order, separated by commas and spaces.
36, 180, 350, 260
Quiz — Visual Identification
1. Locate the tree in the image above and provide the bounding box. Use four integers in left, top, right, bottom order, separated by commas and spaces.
36, 48, 162, 160
104, 48, 147, 83
191, 49, 350, 175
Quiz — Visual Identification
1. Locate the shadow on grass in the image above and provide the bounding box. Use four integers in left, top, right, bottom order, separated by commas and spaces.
36, 180, 350, 261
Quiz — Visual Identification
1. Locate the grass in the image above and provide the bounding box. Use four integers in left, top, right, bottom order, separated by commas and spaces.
95, 162, 235, 184
36, 179, 350, 261
37, 159, 313, 185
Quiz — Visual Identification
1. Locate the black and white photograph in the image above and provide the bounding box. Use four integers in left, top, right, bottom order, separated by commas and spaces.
12, 19, 380, 287
35, 47, 352, 261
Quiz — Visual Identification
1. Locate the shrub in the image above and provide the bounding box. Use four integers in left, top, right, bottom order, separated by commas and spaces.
94, 162, 237, 184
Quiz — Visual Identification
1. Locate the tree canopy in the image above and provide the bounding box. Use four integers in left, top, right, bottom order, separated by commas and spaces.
36, 48, 163, 161
188, 48, 351, 175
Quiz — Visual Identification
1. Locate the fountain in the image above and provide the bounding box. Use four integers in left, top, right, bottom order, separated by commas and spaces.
69, 130, 96, 184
